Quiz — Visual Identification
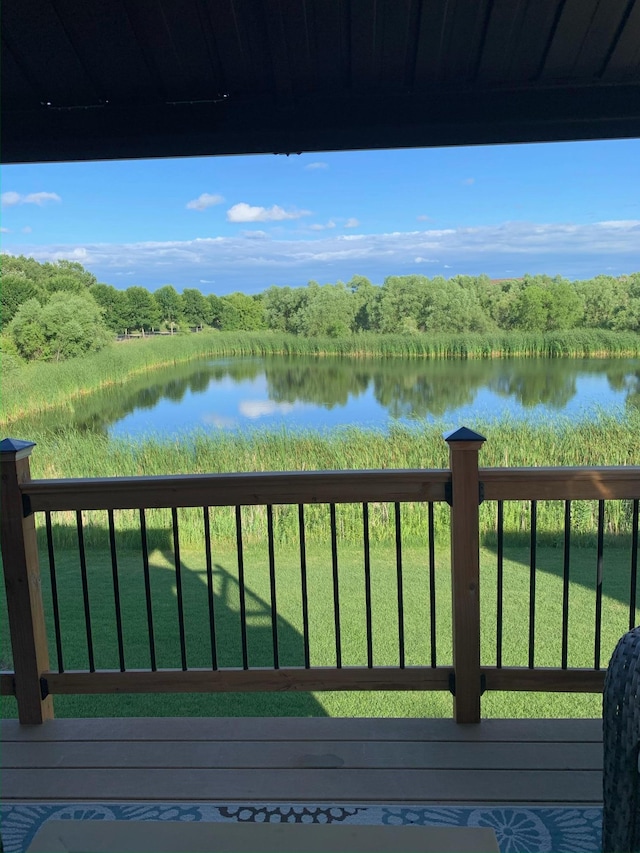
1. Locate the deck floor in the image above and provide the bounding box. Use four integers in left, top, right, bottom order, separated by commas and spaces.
1, 717, 602, 806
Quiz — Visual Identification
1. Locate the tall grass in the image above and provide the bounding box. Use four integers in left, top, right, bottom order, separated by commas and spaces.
21, 412, 640, 548
3, 329, 639, 424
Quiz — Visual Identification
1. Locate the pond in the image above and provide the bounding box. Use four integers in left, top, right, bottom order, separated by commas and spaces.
35, 355, 640, 439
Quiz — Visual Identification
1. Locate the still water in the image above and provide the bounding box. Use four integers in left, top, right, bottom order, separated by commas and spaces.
46, 355, 640, 439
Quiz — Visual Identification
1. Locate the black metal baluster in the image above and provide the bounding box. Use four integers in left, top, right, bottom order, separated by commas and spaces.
108, 510, 125, 672
594, 501, 605, 669
235, 506, 249, 670
298, 505, 310, 669
363, 503, 373, 669
630, 499, 639, 631
561, 501, 571, 669
171, 508, 187, 671
428, 502, 437, 667
267, 505, 279, 669
330, 504, 342, 668
203, 507, 218, 670
45, 512, 64, 673
528, 501, 537, 669
139, 509, 157, 671
395, 502, 405, 669
76, 511, 95, 672
496, 501, 504, 668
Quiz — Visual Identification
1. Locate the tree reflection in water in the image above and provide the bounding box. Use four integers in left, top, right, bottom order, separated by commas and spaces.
19, 354, 639, 436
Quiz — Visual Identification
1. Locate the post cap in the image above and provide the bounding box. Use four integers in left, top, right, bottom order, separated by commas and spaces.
0, 438, 36, 459
443, 426, 486, 443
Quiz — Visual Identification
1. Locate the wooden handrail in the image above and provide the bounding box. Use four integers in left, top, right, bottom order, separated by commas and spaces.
482, 467, 640, 501
22, 469, 450, 512
40, 667, 451, 695
483, 667, 605, 692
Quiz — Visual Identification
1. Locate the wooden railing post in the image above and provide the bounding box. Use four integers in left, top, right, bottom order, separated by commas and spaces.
1, 438, 53, 723
444, 427, 486, 724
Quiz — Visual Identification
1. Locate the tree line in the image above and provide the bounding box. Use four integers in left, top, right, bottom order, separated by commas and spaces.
2, 254, 639, 362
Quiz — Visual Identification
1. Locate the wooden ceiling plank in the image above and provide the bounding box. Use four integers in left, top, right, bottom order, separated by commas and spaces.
506, 0, 562, 83
2, 0, 98, 106
441, 0, 493, 84
201, 0, 251, 94
50, 0, 161, 104
229, 0, 276, 97
121, 0, 205, 102
150, 0, 223, 101
1, 36, 44, 108
601, 0, 640, 80
379, 0, 415, 93
264, 0, 294, 106
541, 0, 601, 81
476, 0, 528, 84
308, 0, 349, 91
572, 0, 632, 78
412, 0, 450, 89
280, 0, 315, 95
349, 0, 378, 92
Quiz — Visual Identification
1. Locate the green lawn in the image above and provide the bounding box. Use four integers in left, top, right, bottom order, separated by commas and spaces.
2, 533, 636, 720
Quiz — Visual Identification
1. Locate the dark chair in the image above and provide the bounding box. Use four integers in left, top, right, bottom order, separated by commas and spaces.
602, 625, 640, 852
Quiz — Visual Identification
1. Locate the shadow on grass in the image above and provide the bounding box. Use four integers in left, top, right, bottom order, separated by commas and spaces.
3, 523, 328, 718
481, 527, 638, 614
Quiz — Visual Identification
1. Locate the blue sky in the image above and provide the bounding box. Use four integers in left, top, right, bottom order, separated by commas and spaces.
1, 139, 639, 295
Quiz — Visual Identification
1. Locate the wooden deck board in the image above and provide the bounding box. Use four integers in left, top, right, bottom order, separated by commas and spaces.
0, 717, 603, 806
0, 716, 603, 742
4, 740, 602, 771
3, 768, 602, 804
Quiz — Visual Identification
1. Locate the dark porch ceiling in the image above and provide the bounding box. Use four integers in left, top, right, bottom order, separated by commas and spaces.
2, 0, 640, 164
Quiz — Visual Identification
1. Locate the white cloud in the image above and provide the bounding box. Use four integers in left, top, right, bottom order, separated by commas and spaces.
417, 214, 433, 222
201, 413, 237, 429
2, 191, 61, 207
227, 203, 311, 223
414, 257, 438, 264
186, 193, 225, 211
6, 219, 639, 290
1, 192, 21, 207
26, 192, 61, 205
305, 162, 329, 170
0, 227, 10, 233
199, 279, 215, 284
310, 220, 336, 231
21, 226, 32, 234
344, 218, 360, 228
239, 400, 295, 419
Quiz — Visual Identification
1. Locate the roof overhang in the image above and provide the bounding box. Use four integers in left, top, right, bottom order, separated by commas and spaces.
3, 0, 640, 164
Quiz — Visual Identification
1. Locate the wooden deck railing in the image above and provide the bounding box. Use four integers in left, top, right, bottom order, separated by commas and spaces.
1, 430, 638, 725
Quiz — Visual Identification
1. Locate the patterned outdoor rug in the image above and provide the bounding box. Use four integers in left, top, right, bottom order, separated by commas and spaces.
0, 803, 602, 853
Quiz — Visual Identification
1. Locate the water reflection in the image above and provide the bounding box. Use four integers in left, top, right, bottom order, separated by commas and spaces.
21, 355, 640, 437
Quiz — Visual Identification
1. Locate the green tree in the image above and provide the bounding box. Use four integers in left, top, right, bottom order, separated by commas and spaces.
349, 275, 381, 332
262, 286, 309, 333
220, 293, 265, 332
181, 288, 210, 327
301, 282, 356, 337
123, 286, 160, 334
1, 273, 47, 327
378, 275, 426, 333
91, 284, 127, 333
511, 285, 550, 331
8, 293, 110, 361
154, 285, 182, 333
